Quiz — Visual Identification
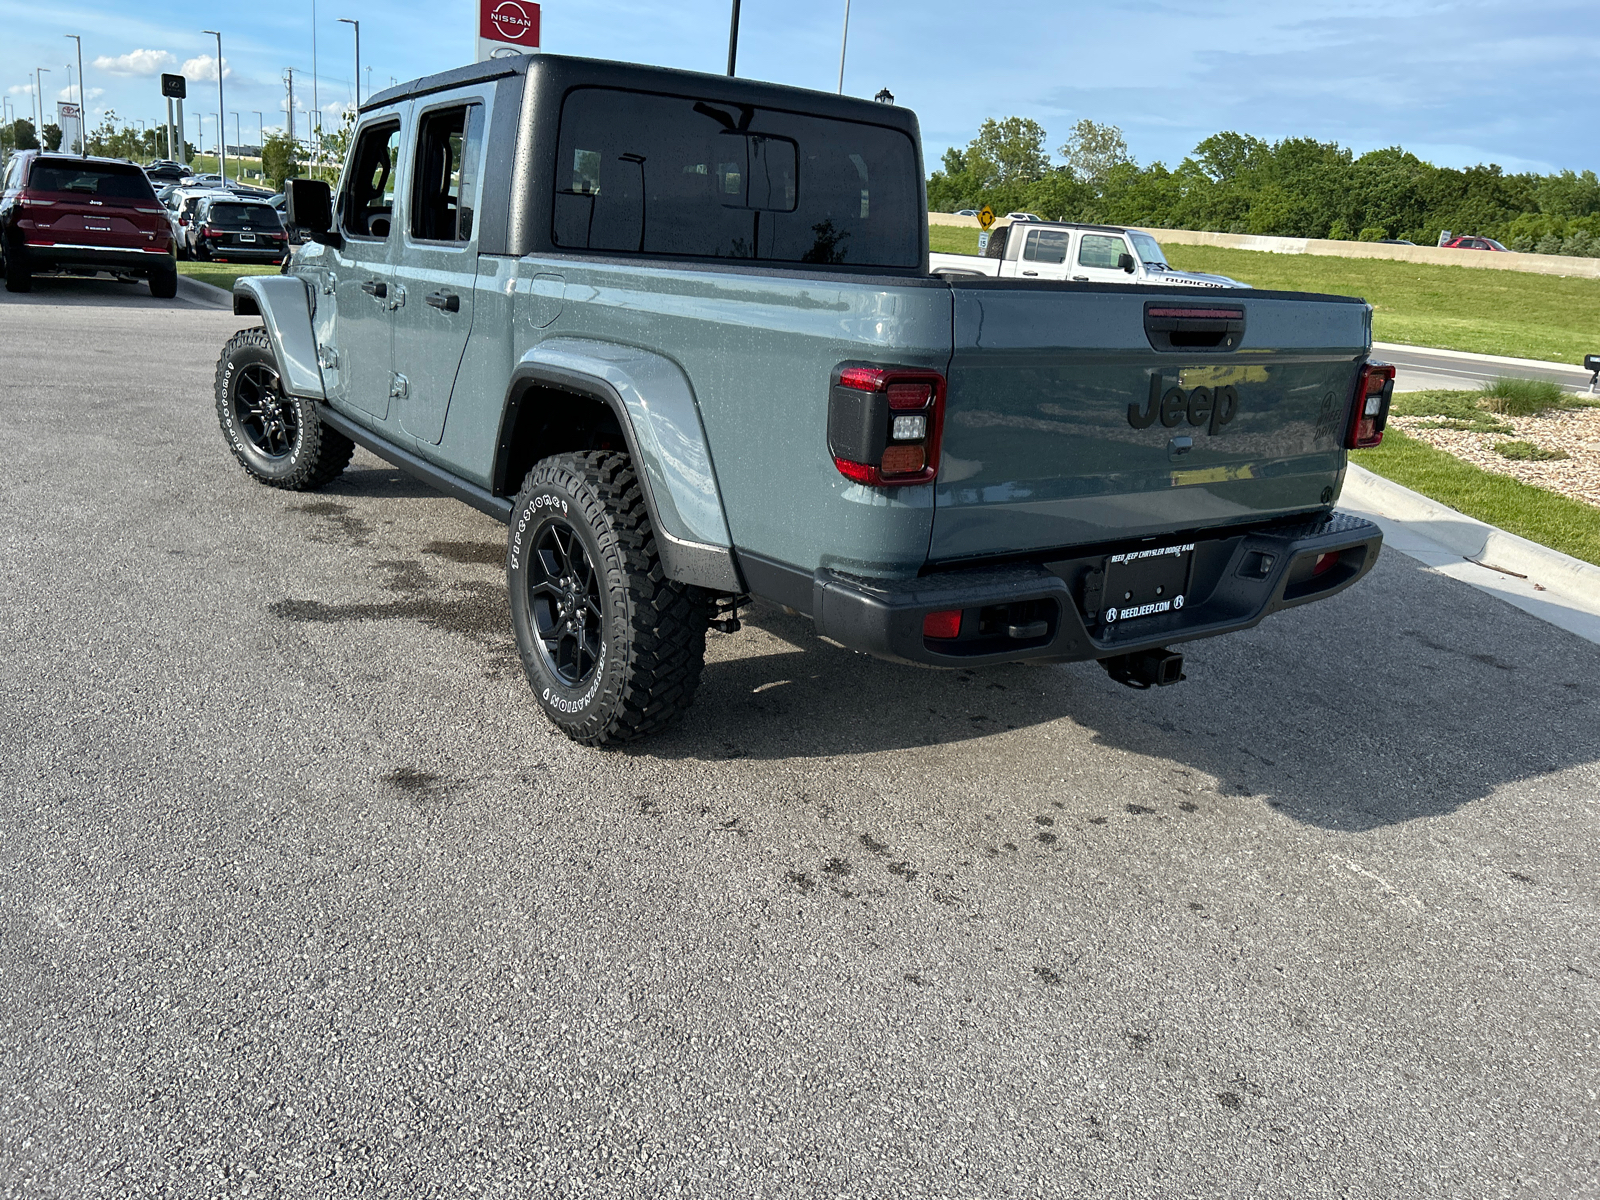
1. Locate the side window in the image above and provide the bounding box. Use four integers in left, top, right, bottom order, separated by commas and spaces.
3, 158, 21, 191
1022, 229, 1068, 264
1078, 234, 1127, 269
410, 103, 485, 242
342, 120, 402, 239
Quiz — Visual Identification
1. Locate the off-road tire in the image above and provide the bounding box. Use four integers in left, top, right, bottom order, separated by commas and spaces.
3, 245, 31, 293
508, 451, 709, 746
149, 263, 178, 298
214, 327, 354, 490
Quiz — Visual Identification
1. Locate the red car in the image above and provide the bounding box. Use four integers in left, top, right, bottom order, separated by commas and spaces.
1, 151, 179, 296
1441, 235, 1508, 252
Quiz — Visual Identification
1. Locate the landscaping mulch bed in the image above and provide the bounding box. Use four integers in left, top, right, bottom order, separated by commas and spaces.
1390, 402, 1600, 509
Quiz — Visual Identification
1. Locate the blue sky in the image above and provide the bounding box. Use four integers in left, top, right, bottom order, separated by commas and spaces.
3, 0, 1596, 175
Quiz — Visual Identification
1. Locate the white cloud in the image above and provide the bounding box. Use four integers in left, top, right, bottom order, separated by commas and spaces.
57, 87, 106, 103
8, 84, 34, 96
93, 49, 176, 77
323, 101, 354, 117
180, 55, 232, 83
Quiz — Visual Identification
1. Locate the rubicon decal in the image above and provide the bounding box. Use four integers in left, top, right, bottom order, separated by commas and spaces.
1128, 374, 1239, 434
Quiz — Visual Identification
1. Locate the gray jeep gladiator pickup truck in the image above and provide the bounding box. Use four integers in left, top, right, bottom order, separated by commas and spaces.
218, 53, 1391, 745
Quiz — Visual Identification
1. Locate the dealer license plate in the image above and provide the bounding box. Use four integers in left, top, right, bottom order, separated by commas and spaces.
1102, 542, 1194, 625
239, 232, 256, 243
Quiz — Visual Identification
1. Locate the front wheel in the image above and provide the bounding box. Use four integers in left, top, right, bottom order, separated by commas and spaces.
508, 451, 709, 746
214, 327, 354, 490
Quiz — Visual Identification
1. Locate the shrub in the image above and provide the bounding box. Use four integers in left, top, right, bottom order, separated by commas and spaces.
1508, 234, 1536, 253
1560, 230, 1596, 258
1493, 440, 1568, 461
1479, 376, 1567, 416
1535, 233, 1564, 255
1357, 226, 1388, 242
1327, 219, 1352, 241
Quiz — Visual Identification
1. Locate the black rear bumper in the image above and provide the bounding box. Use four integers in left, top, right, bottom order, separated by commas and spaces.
787, 510, 1381, 667
18, 243, 174, 277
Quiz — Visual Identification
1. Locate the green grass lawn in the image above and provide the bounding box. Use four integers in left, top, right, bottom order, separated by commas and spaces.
178, 262, 280, 296
927, 224, 1600, 366
1351, 429, 1600, 566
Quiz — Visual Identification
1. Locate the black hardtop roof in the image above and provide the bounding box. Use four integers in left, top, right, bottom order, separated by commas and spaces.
361, 52, 919, 135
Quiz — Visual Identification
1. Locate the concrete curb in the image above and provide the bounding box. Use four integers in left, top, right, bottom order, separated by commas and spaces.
1341, 464, 1600, 605
177, 274, 232, 309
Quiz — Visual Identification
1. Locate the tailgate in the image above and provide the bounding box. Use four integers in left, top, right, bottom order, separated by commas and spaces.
931, 282, 1371, 562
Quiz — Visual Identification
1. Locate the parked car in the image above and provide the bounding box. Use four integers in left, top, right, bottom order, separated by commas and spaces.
143, 160, 191, 185
1442, 235, 1508, 251
1005, 211, 1043, 221
954, 208, 978, 217
163, 185, 234, 259
225, 53, 1387, 744
227, 182, 276, 200
1377, 238, 1416, 245
2, 151, 178, 295
189, 195, 288, 263
931, 220, 1250, 289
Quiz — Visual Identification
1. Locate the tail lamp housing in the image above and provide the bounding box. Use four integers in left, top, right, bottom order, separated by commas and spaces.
1347, 362, 1395, 449
828, 364, 946, 486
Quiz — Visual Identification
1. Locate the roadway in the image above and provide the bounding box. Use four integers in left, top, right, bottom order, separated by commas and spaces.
2, 275, 1597, 1198
1376, 341, 1597, 395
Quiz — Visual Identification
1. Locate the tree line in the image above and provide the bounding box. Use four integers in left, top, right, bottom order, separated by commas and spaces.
928, 118, 1600, 257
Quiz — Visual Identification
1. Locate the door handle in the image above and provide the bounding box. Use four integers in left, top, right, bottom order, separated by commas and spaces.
425, 289, 460, 313
1022, 270, 1038, 276
361, 279, 387, 299
1072, 275, 1089, 281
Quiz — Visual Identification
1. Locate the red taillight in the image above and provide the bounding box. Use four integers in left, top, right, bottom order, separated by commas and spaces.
828, 364, 946, 487
202, 226, 219, 237
1312, 551, 1339, 576
923, 609, 962, 639
1347, 362, 1395, 449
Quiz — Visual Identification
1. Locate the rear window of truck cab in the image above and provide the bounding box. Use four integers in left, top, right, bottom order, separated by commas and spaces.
550, 87, 921, 269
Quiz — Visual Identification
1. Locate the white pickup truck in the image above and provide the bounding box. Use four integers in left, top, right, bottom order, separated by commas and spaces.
931, 221, 1249, 289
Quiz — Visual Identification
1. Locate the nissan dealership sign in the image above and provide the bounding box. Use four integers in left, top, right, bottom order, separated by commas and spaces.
478, 0, 541, 60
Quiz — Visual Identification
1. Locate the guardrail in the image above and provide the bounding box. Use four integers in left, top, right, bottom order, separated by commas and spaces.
928, 213, 1600, 280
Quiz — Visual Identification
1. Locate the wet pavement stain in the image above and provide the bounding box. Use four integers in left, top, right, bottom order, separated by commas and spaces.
822, 857, 852, 879
423, 540, 504, 566
270, 559, 510, 648
1034, 966, 1062, 986
1216, 1092, 1243, 1111
859, 832, 890, 855
887, 861, 919, 883
1178, 801, 1199, 813
1036, 832, 1058, 846
1125, 1031, 1153, 1052
294, 500, 374, 548
785, 870, 815, 896
1125, 804, 1157, 815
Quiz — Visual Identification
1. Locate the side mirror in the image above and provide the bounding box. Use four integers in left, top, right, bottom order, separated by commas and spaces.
285, 177, 339, 248
1117, 252, 1136, 273
1584, 354, 1600, 373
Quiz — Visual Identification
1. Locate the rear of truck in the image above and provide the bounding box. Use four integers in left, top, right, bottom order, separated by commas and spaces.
808, 281, 1390, 680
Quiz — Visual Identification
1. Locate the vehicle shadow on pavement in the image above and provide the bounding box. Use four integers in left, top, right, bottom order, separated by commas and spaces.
0, 275, 186, 309
649, 554, 1600, 831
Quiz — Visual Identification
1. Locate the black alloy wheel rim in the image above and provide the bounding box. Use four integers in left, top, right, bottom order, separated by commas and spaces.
527, 520, 605, 687
233, 362, 298, 459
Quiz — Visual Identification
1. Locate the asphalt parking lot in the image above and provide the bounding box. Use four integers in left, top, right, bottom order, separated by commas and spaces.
2, 276, 1598, 1199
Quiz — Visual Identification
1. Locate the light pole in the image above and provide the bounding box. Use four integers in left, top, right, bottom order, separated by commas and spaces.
837, 0, 851, 93
35, 69, 49, 145
726, 0, 740, 76
339, 18, 360, 108
310, 0, 320, 178
65, 34, 85, 155
254, 110, 263, 162
203, 30, 226, 183
231, 111, 240, 162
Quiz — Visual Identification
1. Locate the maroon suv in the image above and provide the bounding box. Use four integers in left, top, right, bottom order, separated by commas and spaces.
1, 152, 178, 296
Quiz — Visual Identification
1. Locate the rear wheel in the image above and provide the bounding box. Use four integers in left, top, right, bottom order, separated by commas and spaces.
214, 327, 353, 490
149, 263, 178, 298
3, 244, 30, 293
508, 451, 709, 746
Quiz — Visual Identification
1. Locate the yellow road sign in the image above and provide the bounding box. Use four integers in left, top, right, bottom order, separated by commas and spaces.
977, 206, 995, 230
